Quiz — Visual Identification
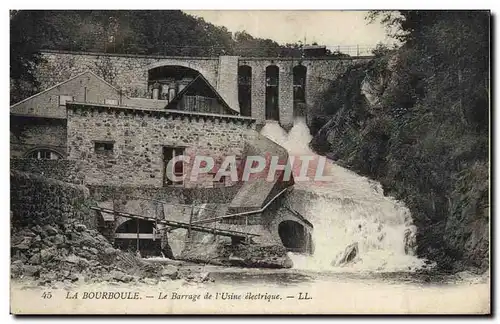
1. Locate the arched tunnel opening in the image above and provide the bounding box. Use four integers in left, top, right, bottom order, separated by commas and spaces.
114, 219, 172, 258
278, 220, 314, 254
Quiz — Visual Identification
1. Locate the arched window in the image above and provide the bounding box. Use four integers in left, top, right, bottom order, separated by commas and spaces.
265, 65, 279, 121
293, 65, 307, 117
25, 149, 62, 160
238, 65, 252, 117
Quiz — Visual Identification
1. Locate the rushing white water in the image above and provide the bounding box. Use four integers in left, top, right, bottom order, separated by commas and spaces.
261, 118, 428, 272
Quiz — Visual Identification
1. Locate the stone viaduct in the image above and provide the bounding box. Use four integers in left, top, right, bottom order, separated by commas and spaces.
36, 50, 372, 130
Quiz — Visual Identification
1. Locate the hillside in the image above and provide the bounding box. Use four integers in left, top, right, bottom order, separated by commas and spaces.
308, 11, 489, 272
10, 10, 320, 103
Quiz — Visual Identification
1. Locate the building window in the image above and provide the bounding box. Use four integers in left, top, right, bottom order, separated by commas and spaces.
25, 149, 62, 160
59, 95, 74, 106
163, 147, 185, 186
94, 141, 114, 155
105, 99, 119, 105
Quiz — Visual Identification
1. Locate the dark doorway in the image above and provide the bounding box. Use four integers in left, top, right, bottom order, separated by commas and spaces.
238, 65, 252, 117
278, 220, 313, 254
293, 65, 307, 117
265, 65, 279, 121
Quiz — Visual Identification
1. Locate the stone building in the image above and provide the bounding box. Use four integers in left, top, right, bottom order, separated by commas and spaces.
10, 55, 321, 259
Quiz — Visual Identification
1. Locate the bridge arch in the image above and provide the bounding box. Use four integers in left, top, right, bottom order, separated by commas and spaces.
146, 60, 217, 100
147, 65, 201, 101
146, 59, 216, 82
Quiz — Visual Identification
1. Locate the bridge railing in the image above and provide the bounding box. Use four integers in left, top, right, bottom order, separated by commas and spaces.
41, 39, 377, 57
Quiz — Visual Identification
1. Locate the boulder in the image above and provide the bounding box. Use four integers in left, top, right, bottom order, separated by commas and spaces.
104, 247, 118, 257
29, 253, 41, 265
75, 224, 87, 232
22, 265, 41, 277
43, 225, 59, 236
332, 242, 359, 267
40, 247, 57, 262
160, 265, 179, 279
110, 270, 126, 282
404, 226, 417, 256
65, 254, 82, 264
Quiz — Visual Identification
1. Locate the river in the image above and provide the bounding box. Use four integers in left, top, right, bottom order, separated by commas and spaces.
10, 118, 490, 314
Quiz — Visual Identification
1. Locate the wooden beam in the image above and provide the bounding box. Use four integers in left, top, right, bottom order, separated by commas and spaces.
90, 206, 260, 238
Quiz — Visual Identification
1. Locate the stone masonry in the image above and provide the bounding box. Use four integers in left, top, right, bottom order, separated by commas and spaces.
36, 50, 372, 128
66, 103, 258, 187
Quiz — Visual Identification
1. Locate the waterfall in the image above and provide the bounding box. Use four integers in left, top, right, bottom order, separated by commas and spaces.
261, 118, 427, 272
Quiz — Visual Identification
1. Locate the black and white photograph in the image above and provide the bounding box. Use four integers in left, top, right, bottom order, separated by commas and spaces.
7, 8, 491, 315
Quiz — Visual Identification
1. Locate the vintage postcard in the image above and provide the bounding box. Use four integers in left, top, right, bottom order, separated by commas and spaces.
9, 10, 490, 315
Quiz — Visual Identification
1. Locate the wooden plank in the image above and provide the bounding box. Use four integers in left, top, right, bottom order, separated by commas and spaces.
115, 233, 159, 239
90, 207, 260, 238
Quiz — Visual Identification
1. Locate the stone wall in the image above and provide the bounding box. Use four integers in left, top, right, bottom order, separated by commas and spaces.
66, 103, 257, 187
10, 159, 85, 184
88, 184, 240, 205
10, 170, 95, 230
10, 117, 67, 158
37, 51, 220, 98
35, 51, 371, 127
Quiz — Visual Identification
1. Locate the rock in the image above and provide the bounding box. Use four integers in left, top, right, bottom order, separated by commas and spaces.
40, 271, 58, 282
104, 247, 118, 257
121, 275, 134, 283
53, 234, 65, 246
65, 254, 82, 264
12, 250, 28, 263
110, 270, 125, 282
29, 253, 41, 265
31, 235, 42, 248
143, 278, 158, 285
88, 260, 100, 267
40, 247, 57, 262
75, 224, 87, 232
198, 272, 211, 283
17, 228, 36, 238
12, 242, 30, 252
88, 247, 99, 255
332, 242, 359, 267
160, 265, 179, 279
43, 225, 59, 236
404, 226, 417, 256
68, 273, 79, 282
22, 265, 41, 277
32, 225, 43, 235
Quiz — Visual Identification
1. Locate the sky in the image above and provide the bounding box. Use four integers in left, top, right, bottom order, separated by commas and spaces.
184, 10, 396, 54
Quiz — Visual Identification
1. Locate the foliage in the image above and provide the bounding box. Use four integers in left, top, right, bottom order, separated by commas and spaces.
10, 10, 339, 103
311, 11, 490, 270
